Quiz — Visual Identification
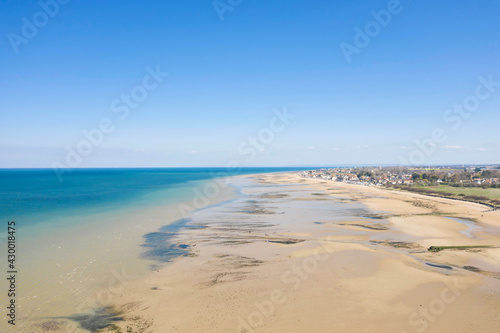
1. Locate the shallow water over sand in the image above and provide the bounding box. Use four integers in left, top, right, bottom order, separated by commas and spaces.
10, 173, 500, 332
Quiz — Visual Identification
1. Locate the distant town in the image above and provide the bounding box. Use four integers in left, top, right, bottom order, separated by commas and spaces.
301, 165, 500, 188
301, 165, 500, 208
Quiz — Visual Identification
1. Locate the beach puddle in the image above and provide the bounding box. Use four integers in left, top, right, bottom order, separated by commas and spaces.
426, 262, 453, 270
445, 217, 482, 238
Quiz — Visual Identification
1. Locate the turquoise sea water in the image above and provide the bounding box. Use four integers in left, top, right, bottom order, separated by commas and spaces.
0, 167, 308, 239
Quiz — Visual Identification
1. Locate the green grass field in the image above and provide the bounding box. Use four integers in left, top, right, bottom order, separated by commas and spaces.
418, 185, 500, 199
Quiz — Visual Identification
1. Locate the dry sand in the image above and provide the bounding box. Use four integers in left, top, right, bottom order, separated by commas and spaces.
42, 172, 500, 333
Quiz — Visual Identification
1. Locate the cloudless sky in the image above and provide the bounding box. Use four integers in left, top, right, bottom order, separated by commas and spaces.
1, 0, 499, 167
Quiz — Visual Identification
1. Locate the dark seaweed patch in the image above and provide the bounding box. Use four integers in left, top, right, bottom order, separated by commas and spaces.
141, 218, 193, 263
339, 223, 387, 231
218, 240, 252, 245
428, 245, 492, 252
371, 241, 420, 249
267, 238, 303, 245
141, 239, 189, 262
188, 224, 208, 229
157, 218, 191, 233
34, 320, 64, 331
258, 193, 290, 199
362, 214, 386, 220
463, 265, 482, 272
242, 208, 276, 214
56, 307, 123, 332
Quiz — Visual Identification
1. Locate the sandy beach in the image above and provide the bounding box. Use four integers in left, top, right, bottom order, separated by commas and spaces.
5, 1, 499, 332
32, 172, 500, 332
4, 178, 237, 333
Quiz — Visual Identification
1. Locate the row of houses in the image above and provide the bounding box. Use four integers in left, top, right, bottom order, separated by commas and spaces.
302, 168, 500, 187
471, 178, 499, 184
301, 169, 414, 186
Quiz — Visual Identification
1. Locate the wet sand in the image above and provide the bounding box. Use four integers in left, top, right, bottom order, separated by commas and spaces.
3, 180, 236, 333
27, 172, 500, 332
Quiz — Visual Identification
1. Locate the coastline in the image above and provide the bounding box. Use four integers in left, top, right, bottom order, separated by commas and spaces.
2, 177, 237, 333
92, 171, 500, 333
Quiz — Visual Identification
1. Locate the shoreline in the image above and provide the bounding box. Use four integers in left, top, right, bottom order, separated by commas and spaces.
3, 177, 238, 333
14, 171, 500, 332
81, 171, 500, 333
304, 176, 500, 228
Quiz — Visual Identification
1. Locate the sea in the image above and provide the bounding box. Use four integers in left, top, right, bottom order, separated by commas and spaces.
0, 167, 310, 237
0, 167, 309, 332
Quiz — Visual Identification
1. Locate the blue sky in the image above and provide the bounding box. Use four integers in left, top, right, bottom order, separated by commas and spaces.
1, 0, 499, 167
